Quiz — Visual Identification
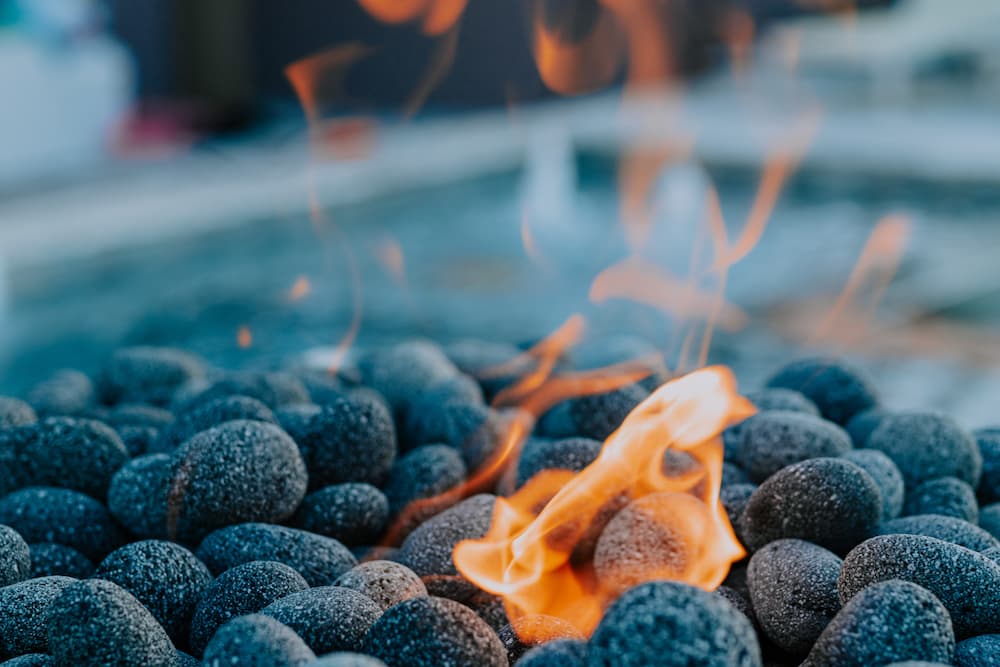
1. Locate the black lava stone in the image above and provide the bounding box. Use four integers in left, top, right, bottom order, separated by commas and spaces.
27, 369, 95, 417
844, 408, 890, 448
868, 412, 981, 488
189, 560, 309, 656
299, 394, 396, 489
0, 399, 36, 429
398, 494, 495, 580
739, 411, 852, 484
496, 615, 583, 664
178, 371, 309, 411
309, 653, 389, 666
93, 540, 212, 646
275, 403, 321, 445
955, 634, 1000, 667
714, 586, 755, 627
402, 402, 503, 470
202, 614, 316, 667
105, 404, 175, 430
107, 454, 171, 539
293, 484, 388, 547
765, 357, 878, 425
363, 596, 507, 667
116, 425, 160, 457
976, 429, 1000, 504
0, 576, 76, 658
516, 437, 601, 488
720, 484, 756, 541
740, 458, 881, 554
747, 539, 842, 655
982, 504, 1000, 542
840, 534, 1000, 638
333, 560, 427, 611
0, 525, 30, 587
903, 476, 979, 523
403, 375, 485, 421
98, 346, 206, 406
803, 579, 954, 667
746, 388, 820, 415
840, 449, 904, 520
196, 523, 357, 587
0, 487, 123, 561
47, 578, 176, 667
153, 395, 276, 452
167, 420, 308, 541
384, 445, 467, 516
983, 547, 1000, 566
567, 384, 648, 441
877, 514, 1000, 552
28, 543, 93, 578
517, 638, 588, 667
261, 587, 383, 655
721, 463, 751, 487
358, 341, 462, 416
588, 580, 762, 667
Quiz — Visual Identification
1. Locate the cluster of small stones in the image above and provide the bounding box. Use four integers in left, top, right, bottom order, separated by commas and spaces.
0, 341, 999, 666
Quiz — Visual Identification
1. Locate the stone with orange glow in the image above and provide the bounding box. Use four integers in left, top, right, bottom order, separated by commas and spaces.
496, 614, 583, 664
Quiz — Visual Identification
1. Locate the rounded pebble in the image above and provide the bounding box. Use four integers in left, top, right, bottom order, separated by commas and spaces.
275, 403, 322, 445
28, 543, 92, 578
178, 371, 309, 411
975, 429, 1000, 504
0, 399, 36, 429
363, 596, 507, 667
840, 534, 1000, 638
17, 418, 129, 499
398, 494, 495, 580
877, 514, 1000, 552
262, 587, 382, 655
98, 346, 205, 406
955, 634, 1000, 667
840, 449, 904, 520
981, 504, 1000, 542
333, 560, 427, 611
720, 484, 755, 541
497, 615, 582, 664
358, 341, 461, 416
116, 425, 159, 457
567, 384, 647, 441
107, 454, 171, 539
765, 357, 878, 425
588, 580, 762, 667
868, 412, 982, 488
0, 487, 123, 560
517, 638, 588, 667
196, 523, 357, 587
721, 463, 750, 487
293, 484, 388, 546
0, 576, 75, 658
27, 369, 95, 417
0, 525, 29, 587
745, 388, 820, 416
0, 655, 55, 666
844, 408, 890, 448
308, 654, 388, 667
202, 614, 316, 667
403, 402, 502, 470
153, 395, 276, 452
384, 445, 467, 516
739, 411, 852, 484
299, 395, 396, 489
904, 476, 979, 522
516, 437, 601, 488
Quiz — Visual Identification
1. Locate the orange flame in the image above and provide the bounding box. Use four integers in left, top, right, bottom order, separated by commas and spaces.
454, 367, 753, 636
237, 326, 253, 349
356, 0, 467, 36
375, 237, 407, 286
288, 276, 312, 302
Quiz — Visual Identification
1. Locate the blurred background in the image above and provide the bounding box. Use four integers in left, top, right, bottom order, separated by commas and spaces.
3, 0, 1000, 424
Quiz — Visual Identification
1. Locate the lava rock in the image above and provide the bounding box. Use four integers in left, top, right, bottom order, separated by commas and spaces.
402, 401, 503, 470
261, 587, 382, 655
403, 374, 486, 421
189, 560, 309, 656
745, 388, 820, 416
167, 420, 308, 540
0, 655, 55, 666
840, 449, 905, 520
333, 560, 427, 611
536, 402, 577, 440
983, 547, 1000, 566
720, 484, 755, 543
384, 445, 467, 516
840, 534, 1000, 637
177, 371, 309, 411
877, 514, 1000, 552
196, 523, 357, 587
0, 487, 123, 560
116, 425, 160, 457
28, 543, 93, 578
739, 411, 852, 484
358, 341, 462, 416
0, 576, 76, 658
107, 454, 171, 539
293, 484, 388, 546
844, 409, 890, 448
955, 634, 1000, 667
567, 384, 648, 441
976, 429, 1000, 505
714, 586, 755, 627
153, 395, 276, 452
299, 394, 396, 489
516, 437, 601, 488
765, 357, 878, 425
868, 412, 981, 488
47, 578, 176, 667
0, 399, 36, 429
444, 339, 522, 400
275, 403, 322, 445
721, 463, 751, 487
27, 369, 95, 417
497, 615, 583, 664
747, 539, 842, 655
803, 579, 954, 667
982, 504, 1000, 542
308, 654, 388, 667
202, 614, 316, 667
517, 638, 588, 667
363, 596, 506, 667
104, 404, 175, 430
398, 494, 495, 581
903, 476, 979, 523
740, 458, 881, 554
589, 580, 762, 667
0, 525, 30, 587
98, 346, 205, 406
93, 540, 212, 646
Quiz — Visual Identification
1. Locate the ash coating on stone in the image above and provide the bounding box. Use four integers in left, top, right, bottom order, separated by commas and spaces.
261, 586, 383, 655
201, 614, 316, 667
98, 346, 205, 407
333, 560, 427, 611
954, 634, 1000, 667
27, 542, 93, 578
0, 575, 76, 658
398, 494, 495, 579
496, 614, 583, 664
739, 411, 852, 484
903, 476, 979, 523
153, 394, 275, 452
384, 444, 467, 516
868, 412, 982, 488
567, 384, 648, 441
803, 579, 954, 667
0, 524, 30, 587
189, 560, 309, 656
840, 448, 905, 521
293, 483, 388, 547
0, 487, 123, 561
363, 596, 507, 667
840, 534, 1000, 638
516, 437, 601, 488
107, 453, 171, 539
765, 357, 878, 425
877, 514, 1000, 552
196, 523, 357, 587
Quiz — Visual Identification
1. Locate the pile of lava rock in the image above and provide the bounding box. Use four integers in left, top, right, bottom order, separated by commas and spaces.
0, 342, 999, 666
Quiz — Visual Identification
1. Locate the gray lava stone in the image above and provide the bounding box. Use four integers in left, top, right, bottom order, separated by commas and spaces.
746, 388, 820, 416
747, 539, 842, 654
516, 437, 601, 488
517, 638, 588, 667
363, 596, 507, 667
308, 654, 388, 667
0, 487, 123, 560
0, 655, 55, 666
398, 494, 495, 580
202, 614, 316, 667
196, 523, 357, 587
261, 587, 382, 655
167, 420, 307, 540
358, 341, 461, 415
739, 412, 852, 484
497, 615, 583, 664
840, 449, 904, 520
765, 357, 878, 426
803, 579, 954, 667
47, 578, 176, 667
588, 580, 762, 667
107, 454, 171, 539
840, 534, 1000, 638
333, 560, 427, 611
955, 634, 1000, 667
384, 445, 467, 516
403, 402, 504, 470
28, 543, 93, 578
27, 370, 95, 417
178, 371, 309, 411
0, 576, 75, 658
740, 458, 881, 554
844, 408, 890, 448
877, 514, 1000, 552
721, 484, 756, 536
98, 347, 205, 406
293, 484, 388, 547
93, 540, 212, 646
189, 560, 309, 656
0, 399, 36, 429
0, 526, 29, 587
299, 395, 396, 489
567, 384, 648, 441
976, 429, 1000, 505
904, 476, 979, 523
982, 504, 1000, 542
868, 412, 981, 488
152, 395, 276, 452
